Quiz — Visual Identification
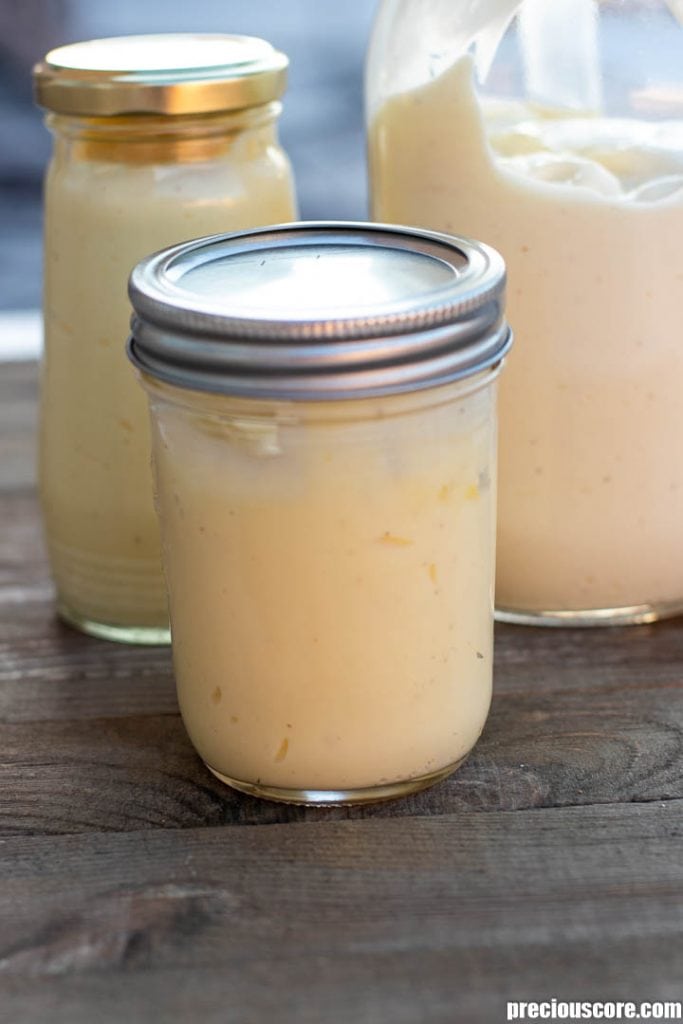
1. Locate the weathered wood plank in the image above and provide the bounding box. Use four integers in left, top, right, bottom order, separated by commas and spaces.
3, 943, 679, 1024
0, 596, 176, 724
0, 361, 38, 494
0, 803, 682, 1023
0, 492, 47, 593
1, 672, 682, 835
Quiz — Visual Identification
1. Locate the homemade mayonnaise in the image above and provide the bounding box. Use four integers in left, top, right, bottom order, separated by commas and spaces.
41, 125, 295, 635
36, 35, 296, 641
150, 382, 495, 793
370, 55, 683, 619
128, 224, 510, 803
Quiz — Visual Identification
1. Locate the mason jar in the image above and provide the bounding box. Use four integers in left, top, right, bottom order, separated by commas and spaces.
128, 223, 511, 805
34, 34, 297, 643
367, 0, 683, 625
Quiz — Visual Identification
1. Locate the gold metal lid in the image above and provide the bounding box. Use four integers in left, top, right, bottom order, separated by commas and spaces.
33, 33, 288, 116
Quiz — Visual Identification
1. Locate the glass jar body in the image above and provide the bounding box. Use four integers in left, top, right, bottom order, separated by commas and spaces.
142, 373, 499, 804
368, 0, 683, 625
40, 107, 297, 642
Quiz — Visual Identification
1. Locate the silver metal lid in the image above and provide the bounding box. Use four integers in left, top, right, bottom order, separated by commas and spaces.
128, 222, 511, 400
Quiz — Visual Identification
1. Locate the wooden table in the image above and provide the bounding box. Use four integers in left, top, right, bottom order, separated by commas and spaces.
2, 361, 682, 1024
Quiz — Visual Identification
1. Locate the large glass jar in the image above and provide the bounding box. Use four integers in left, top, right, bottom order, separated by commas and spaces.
128, 223, 511, 805
34, 35, 297, 643
368, 0, 683, 626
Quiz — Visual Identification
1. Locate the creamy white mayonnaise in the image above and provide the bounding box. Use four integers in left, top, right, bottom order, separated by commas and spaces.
370, 52, 683, 616
147, 378, 496, 792
41, 123, 296, 635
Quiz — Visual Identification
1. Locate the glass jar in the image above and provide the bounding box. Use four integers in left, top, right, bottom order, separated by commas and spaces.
128, 223, 511, 805
34, 34, 297, 643
367, 1, 683, 626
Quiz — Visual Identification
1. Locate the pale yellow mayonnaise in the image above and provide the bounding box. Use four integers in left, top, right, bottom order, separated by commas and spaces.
148, 378, 496, 793
41, 124, 296, 633
370, 55, 683, 615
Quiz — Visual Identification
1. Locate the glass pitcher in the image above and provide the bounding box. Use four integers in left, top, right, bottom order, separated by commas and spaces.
368, 0, 683, 626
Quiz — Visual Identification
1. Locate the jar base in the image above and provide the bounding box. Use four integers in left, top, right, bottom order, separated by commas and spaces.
495, 599, 683, 628
57, 600, 171, 645
204, 756, 467, 806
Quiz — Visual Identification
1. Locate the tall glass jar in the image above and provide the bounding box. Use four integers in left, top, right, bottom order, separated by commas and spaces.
34, 35, 297, 643
368, 1, 683, 625
128, 223, 511, 804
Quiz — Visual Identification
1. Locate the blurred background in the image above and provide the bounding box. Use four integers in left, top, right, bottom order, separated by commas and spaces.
0, 0, 377, 353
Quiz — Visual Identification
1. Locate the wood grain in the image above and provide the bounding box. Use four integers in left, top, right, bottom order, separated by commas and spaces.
1, 664, 683, 834
1, 803, 682, 1023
